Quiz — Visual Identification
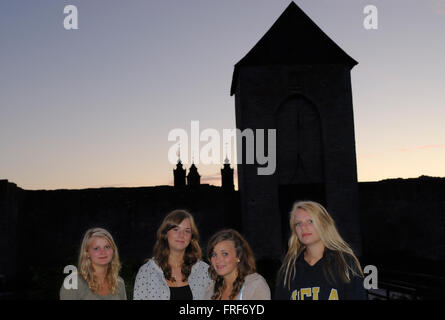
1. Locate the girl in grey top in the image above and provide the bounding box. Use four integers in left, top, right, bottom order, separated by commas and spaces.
60, 274, 127, 300
205, 272, 270, 300
205, 229, 270, 300
60, 228, 127, 300
133, 210, 211, 300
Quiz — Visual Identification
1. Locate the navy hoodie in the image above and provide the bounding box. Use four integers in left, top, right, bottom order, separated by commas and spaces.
274, 250, 366, 300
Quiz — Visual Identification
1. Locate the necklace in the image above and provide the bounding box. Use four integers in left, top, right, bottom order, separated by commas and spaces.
172, 271, 182, 282
169, 258, 183, 283
171, 267, 183, 283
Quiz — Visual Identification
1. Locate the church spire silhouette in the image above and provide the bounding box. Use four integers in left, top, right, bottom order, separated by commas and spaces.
173, 144, 186, 187
221, 147, 234, 191
187, 159, 201, 187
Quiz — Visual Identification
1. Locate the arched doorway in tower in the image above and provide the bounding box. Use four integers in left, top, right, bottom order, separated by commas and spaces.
275, 94, 326, 249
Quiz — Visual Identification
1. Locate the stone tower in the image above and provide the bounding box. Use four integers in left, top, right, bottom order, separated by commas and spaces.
187, 163, 201, 187
231, 2, 362, 259
221, 156, 235, 191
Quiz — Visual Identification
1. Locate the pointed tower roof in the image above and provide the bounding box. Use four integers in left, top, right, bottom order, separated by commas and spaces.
188, 162, 200, 176
187, 162, 201, 187
230, 1, 358, 95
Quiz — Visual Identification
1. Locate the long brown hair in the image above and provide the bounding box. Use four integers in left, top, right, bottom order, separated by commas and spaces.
152, 209, 202, 282
279, 201, 364, 289
78, 228, 121, 294
207, 229, 256, 300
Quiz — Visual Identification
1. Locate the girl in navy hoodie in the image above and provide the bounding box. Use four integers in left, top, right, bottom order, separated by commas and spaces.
275, 201, 366, 300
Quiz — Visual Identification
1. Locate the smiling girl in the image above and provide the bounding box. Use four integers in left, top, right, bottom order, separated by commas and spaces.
133, 210, 211, 300
60, 228, 126, 300
205, 229, 270, 300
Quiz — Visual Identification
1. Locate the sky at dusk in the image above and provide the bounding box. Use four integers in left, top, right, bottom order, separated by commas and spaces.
1, 0, 444, 190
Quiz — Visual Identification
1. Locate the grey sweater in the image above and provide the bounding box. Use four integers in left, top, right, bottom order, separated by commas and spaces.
204, 272, 271, 300
133, 259, 211, 300
59, 274, 127, 300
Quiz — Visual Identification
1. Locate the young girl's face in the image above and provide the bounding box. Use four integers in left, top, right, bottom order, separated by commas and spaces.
87, 236, 114, 268
167, 218, 192, 253
294, 209, 322, 247
210, 240, 239, 280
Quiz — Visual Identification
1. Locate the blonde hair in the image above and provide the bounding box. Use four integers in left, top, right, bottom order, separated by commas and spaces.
279, 201, 363, 289
78, 228, 121, 294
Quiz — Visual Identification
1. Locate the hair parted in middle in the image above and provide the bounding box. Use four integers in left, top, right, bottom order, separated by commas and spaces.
279, 200, 364, 290
78, 227, 121, 294
207, 229, 256, 300
152, 209, 202, 282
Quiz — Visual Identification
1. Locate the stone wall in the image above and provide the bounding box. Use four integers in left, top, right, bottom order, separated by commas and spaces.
0, 180, 22, 284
